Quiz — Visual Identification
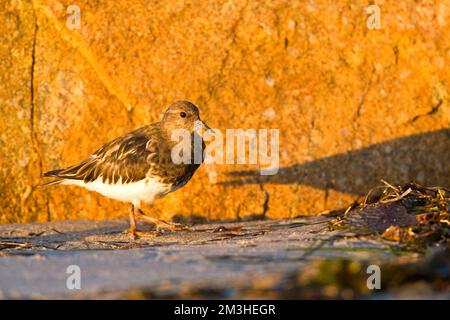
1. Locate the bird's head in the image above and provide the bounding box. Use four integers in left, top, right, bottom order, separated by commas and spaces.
162, 101, 212, 134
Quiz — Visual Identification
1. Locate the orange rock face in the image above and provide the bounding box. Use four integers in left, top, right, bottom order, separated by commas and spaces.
1, 0, 449, 223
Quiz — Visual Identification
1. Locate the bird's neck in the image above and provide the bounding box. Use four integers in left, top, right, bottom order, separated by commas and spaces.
160, 122, 196, 147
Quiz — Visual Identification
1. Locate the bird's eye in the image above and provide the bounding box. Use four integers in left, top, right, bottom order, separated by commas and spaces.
180, 112, 187, 118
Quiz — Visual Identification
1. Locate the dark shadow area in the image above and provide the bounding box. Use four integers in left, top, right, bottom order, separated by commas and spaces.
172, 213, 267, 225
221, 129, 450, 195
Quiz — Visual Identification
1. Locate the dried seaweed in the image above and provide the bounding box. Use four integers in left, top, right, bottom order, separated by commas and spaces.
331, 181, 450, 251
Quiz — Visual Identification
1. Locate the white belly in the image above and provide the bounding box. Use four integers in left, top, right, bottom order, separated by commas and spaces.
63, 177, 173, 204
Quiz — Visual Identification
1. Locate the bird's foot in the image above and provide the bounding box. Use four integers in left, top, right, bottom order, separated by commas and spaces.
155, 220, 189, 233
122, 227, 156, 240
136, 214, 189, 233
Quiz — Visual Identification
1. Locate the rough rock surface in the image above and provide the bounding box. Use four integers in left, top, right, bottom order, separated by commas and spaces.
1, 0, 449, 222
1, 218, 447, 299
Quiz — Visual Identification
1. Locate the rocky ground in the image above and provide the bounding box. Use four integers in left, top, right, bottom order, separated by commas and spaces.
0, 215, 448, 299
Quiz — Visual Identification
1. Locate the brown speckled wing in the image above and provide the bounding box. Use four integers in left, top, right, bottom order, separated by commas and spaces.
46, 122, 203, 187
52, 125, 161, 184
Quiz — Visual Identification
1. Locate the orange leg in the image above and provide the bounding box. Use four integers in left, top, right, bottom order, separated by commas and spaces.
122, 205, 154, 239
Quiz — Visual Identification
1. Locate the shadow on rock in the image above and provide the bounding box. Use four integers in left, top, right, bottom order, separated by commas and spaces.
221, 129, 450, 195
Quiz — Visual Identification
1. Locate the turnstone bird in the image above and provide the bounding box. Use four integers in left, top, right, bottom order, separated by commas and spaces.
43, 101, 211, 238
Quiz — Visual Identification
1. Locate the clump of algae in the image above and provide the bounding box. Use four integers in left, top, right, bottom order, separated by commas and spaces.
331, 180, 450, 251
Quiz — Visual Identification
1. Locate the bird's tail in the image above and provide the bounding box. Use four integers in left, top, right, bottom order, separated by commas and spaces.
40, 169, 64, 187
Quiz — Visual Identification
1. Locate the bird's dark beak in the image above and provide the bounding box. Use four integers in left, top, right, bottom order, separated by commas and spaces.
195, 119, 215, 134
202, 120, 214, 134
